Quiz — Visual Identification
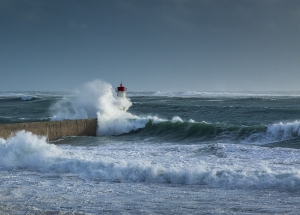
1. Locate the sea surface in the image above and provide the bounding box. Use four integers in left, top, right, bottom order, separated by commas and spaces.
1, 80, 300, 214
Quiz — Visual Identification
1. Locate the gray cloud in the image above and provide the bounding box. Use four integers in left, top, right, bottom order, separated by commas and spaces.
0, 0, 299, 91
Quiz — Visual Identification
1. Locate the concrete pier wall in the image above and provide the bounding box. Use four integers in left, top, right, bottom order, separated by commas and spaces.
0, 118, 98, 141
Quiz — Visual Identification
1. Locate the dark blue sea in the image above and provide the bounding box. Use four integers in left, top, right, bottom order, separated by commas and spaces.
1, 80, 300, 214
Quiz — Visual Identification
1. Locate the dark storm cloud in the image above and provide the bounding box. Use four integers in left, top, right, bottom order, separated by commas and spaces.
0, 0, 299, 91
157, 0, 300, 34
2, 0, 299, 38
2, 0, 298, 31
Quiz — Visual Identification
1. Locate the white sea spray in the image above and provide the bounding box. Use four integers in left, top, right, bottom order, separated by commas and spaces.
0, 131, 62, 168
49, 79, 193, 136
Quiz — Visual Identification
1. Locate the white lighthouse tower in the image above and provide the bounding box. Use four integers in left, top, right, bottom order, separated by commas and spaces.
115, 82, 127, 98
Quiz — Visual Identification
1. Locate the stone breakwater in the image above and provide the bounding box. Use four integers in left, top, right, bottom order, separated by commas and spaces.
0, 118, 98, 141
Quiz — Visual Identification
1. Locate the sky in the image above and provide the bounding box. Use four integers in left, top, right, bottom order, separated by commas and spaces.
0, 0, 300, 92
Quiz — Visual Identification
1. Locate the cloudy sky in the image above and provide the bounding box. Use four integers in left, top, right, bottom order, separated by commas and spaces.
1, 0, 299, 92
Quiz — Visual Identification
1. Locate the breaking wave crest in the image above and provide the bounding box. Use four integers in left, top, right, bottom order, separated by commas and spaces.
267, 121, 300, 140
0, 95, 38, 102
1, 131, 300, 192
242, 121, 300, 145
125, 119, 300, 145
0, 131, 62, 168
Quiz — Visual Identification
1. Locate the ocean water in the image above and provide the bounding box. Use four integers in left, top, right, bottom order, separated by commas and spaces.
1, 80, 300, 214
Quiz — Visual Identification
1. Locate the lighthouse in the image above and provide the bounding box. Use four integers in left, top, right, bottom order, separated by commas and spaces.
115, 82, 127, 98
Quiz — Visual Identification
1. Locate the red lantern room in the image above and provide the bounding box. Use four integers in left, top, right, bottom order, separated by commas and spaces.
117, 83, 126, 92
115, 82, 127, 98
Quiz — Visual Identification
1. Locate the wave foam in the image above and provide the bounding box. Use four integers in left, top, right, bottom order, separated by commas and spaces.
151, 91, 300, 98
2, 134, 300, 192
239, 121, 300, 145
171, 116, 183, 123
152, 91, 202, 97
267, 121, 300, 140
0, 131, 62, 168
21, 95, 34, 101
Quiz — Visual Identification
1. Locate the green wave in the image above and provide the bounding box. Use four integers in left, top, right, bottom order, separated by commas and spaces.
131, 120, 268, 143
